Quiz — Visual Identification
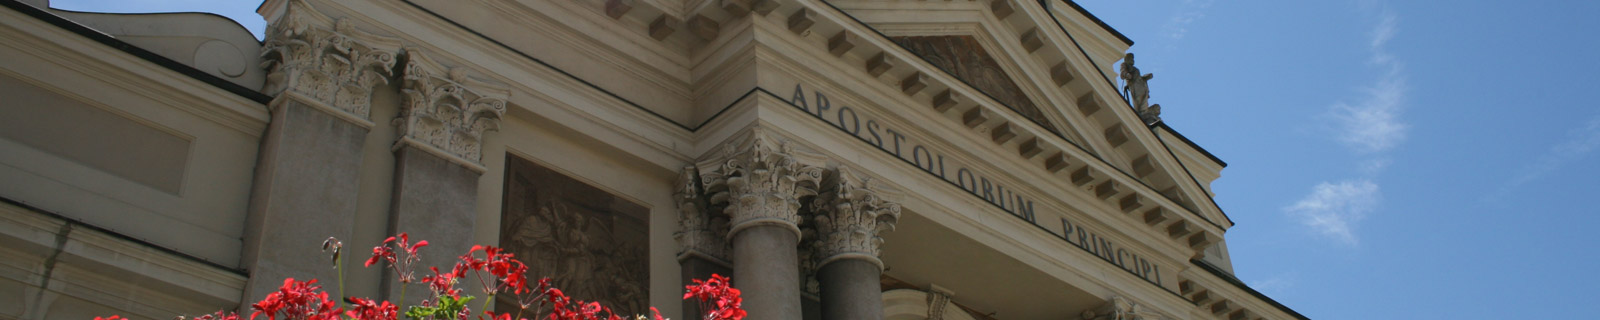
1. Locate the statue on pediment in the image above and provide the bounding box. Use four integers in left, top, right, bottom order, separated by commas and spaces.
1120, 53, 1162, 125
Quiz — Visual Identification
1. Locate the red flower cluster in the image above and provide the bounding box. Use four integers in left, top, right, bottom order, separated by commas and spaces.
541, 288, 665, 320
456, 245, 531, 295
684, 274, 745, 320
346, 297, 398, 320
250, 278, 343, 320
100, 233, 747, 320
366, 233, 428, 283
183, 310, 243, 320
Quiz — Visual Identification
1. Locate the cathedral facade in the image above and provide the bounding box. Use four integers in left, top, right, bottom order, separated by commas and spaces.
0, 0, 1304, 319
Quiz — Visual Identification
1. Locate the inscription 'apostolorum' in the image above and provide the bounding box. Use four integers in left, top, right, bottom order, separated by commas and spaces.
261, 0, 401, 122
696, 128, 827, 238
397, 48, 510, 167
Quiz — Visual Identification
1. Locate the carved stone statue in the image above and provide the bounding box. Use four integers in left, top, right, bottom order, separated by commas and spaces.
1120, 53, 1153, 110
1120, 53, 1162, 125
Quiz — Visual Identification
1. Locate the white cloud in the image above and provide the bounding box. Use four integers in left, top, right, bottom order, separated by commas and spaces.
1494, 115, 1600, 197
1248, 273, 1298, 296
1286, 180, 1380, 245
1330, 74, 1407, 153
1162, 0, 1214, 40
1329, 5, 1407, 154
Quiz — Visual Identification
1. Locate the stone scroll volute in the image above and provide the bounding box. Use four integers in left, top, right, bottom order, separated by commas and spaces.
673, 166, 732, 263
395, 47, 511, 171
260, 0, 402, 125
694, 128, 828, 239
811, 166, 903, 269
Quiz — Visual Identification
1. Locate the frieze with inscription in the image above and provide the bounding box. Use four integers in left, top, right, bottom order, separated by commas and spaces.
784, 84, 1173, 291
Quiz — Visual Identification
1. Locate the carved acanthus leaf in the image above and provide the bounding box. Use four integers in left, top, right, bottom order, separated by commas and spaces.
673, 166, 731, 263
397, 48, 510, 165
696, 128, 827, 238
1081, 296, 1168, 320
811, 166, 903, 268
261, 0, 401, 121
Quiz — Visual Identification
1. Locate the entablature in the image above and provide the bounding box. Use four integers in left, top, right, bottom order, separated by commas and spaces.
699, 0, 1231, 257
683, 94, 1197, 317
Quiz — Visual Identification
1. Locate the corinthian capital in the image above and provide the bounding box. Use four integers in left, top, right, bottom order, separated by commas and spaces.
1081, 296, 1167, 320
674, 166, 731, 263
696, 128, 827, 239
811, 166, 902, 269
261, 0, 401, 125
395, 48, 510, 171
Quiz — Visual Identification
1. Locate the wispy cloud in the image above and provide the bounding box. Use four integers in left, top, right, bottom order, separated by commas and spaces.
1288, 2, 1407, 246
1287, 180, 1380, 245
1492, 115, 1600, 198
1330, 6, 1407, 154
1329, 75, 1406, 153
1162, 0, 1214, 40
1248, 273, 1298, 296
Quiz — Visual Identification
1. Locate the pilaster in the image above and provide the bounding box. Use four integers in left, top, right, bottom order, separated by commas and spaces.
240, 0, 401, 304
382, 47, 509, 303
673, 166, 733, 318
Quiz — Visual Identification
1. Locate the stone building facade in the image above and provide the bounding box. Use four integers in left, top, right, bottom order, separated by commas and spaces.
0, 0, 1305, 319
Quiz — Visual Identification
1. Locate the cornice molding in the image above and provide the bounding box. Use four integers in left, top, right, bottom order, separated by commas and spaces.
746, 10, 1215, 260
0, 8, 269, 135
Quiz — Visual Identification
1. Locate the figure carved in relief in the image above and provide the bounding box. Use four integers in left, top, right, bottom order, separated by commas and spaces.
501, 157, 649, 315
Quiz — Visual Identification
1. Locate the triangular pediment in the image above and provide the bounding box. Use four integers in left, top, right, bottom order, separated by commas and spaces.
830, 0, 1233, 229
890, 35, 1064, 136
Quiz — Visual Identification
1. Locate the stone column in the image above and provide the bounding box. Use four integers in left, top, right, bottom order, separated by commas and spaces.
673, 166, 733, 318
240, 0, 400, 303
811, 167, 902, 320
696, 129, 826, 320
383, 47, 509, 303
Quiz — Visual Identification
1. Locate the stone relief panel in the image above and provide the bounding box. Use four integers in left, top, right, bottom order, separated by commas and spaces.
499, 155, 649, 315
891, 35, 1062, 135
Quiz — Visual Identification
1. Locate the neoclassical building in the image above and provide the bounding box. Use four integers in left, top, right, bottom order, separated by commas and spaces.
0, 0, 1305, 319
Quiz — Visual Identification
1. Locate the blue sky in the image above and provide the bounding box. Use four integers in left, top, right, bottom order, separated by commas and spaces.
45, 0, 1600, 318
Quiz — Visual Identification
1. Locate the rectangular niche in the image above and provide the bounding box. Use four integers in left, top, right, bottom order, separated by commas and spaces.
498, 154, 649, 315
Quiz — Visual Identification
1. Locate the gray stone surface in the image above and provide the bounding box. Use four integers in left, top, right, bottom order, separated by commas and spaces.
239, 99, 369, 303
819, 259, 884, 320
732, 226, 802, 320
382, 146, 481, 305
